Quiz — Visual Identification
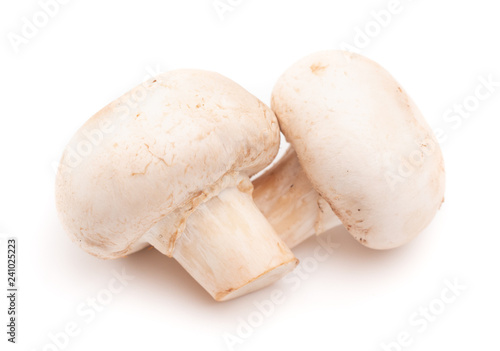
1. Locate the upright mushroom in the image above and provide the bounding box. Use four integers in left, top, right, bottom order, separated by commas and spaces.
253, 50, 445, 249
56, 69, 298, 301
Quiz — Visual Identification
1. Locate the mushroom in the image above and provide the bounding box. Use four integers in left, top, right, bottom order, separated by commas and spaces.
55, 69, 298, 301
253, 50, 445, 249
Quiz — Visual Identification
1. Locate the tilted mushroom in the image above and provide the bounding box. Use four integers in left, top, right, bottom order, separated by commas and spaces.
253, 50, 445, 249
56, 69, 298, 301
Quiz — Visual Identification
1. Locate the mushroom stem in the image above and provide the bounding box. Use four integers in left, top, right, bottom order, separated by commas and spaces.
253, 148, 342, 249
148, 178, 298, 301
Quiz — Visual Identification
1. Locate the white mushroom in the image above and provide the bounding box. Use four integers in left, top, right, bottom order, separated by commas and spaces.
253, 50, 445, 249
56, 69, 298, 301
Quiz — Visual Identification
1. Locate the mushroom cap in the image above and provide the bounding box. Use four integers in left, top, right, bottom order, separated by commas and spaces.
56, 69, 280, 258
271, 51, 445, 249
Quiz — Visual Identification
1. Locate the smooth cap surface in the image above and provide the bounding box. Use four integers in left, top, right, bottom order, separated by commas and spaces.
56, 69, 280, 258
271, 50, 445, 249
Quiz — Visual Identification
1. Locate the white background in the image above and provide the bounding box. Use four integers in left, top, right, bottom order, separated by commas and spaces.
1, 0, 499, 350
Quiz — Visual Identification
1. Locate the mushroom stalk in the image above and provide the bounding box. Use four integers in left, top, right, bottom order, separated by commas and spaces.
147, 176, 298, 301
253, 148, 341, 249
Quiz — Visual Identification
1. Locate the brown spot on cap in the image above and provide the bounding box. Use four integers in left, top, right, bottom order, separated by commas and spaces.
310, 63, 328, 75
